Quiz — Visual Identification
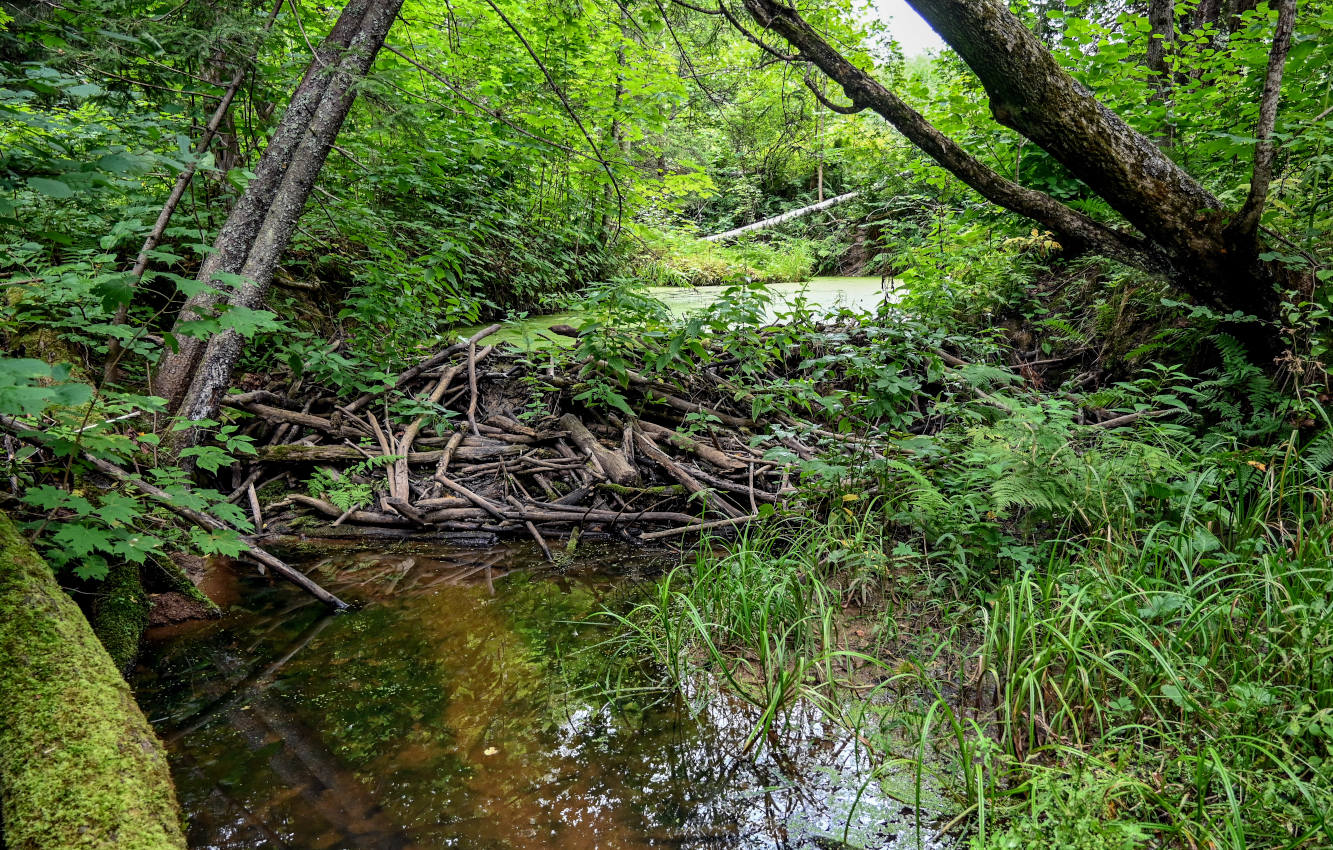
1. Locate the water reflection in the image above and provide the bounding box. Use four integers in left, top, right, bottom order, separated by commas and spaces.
133, 545, 942, 849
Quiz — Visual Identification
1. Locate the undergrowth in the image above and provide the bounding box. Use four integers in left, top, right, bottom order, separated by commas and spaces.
604, 222, 1333, 848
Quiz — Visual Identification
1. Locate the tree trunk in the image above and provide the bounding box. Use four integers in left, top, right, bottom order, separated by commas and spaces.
901, 0, 1281, 320
740, 0, 1288, 332
153, 0, 380, 410
176, 0, 404, 428
0, 510, 186, 850
702, 190, 860, 241
1146, 0, 1176, 90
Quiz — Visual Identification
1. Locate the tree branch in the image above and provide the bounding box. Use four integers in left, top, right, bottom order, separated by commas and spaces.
804, 73, 861, 113
735, 0, 1164, 271
1228, 0, 1297, 244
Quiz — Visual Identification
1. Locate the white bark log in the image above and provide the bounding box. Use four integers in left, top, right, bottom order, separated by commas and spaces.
701, 190, 860, 242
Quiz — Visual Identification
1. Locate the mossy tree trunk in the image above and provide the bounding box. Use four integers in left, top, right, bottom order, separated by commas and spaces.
91, 562, 149, 673
0, 510, 186, 850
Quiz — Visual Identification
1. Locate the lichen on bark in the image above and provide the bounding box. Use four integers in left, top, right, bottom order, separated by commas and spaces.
0, 510, 186, 850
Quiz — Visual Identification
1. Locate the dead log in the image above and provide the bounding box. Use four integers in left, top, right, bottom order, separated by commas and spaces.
0, 510, 188, 850
637, 419, 747, 470
701, 190, 860, 242
559, 414, 639, 486
288, 494, 410, 526
631, 427, 747, 519
638, 514, 760, 540
256, 443, 519, 464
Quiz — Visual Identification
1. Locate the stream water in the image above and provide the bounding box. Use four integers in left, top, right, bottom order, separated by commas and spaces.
133, 544, 943, 850
471, 276, 893, 349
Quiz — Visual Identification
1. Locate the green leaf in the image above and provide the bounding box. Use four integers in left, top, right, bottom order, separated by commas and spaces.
215, 306, 282, 338
189, 527, 248, 557
95, 493, 141, 525
73, 555, 110, 581
26, 176, 73, 198
22, 484, 93, 514
65, 82, 104, 97
52, 522, 115, 557
111, 532, 163, 563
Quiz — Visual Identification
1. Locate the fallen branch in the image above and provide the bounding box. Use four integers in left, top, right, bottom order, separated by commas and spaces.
639, 513, 760, 540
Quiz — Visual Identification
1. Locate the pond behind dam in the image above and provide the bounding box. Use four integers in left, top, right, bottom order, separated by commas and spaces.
467, 277, 895, 348
133, 544, 944, 850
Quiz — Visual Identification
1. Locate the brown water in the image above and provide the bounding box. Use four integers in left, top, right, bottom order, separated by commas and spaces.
133, 544, 942, 850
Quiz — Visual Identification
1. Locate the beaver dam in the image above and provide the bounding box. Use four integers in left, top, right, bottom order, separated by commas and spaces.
228, 313, 901, 598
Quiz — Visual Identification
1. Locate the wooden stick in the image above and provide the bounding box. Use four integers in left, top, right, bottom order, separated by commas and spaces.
638, 514, 759, 541
435, 475, 507, 520
232, 402, 358, 436
344, 324, 500, 413
70, 453, 350, 609
631, 427, 746, 519
258, 443, 518, 464
288, 494, 411, 526
246, 481, 263, 530
467, 340, 481, 436
431, 430, 464, 493
560, 414, 638, 486
508, 496, 554, 561
637, 419, 746, 470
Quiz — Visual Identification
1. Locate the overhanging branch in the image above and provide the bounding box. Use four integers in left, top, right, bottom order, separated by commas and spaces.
735, 0, 1164, 271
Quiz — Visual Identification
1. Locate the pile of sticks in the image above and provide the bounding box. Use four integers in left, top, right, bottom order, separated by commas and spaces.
229, 325, 823, 559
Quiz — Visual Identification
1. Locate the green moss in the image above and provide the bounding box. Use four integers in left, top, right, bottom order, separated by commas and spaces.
92, 563, 148, 672
0, 510, 186, 850
156, 557, 220, 616
255, 477, 290, 503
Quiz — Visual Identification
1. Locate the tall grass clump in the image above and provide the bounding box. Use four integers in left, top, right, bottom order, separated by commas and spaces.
859, 430, 1333, 849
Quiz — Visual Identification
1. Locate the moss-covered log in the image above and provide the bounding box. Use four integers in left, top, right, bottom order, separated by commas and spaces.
0, 510, 186, 850
91, 562, 149, 673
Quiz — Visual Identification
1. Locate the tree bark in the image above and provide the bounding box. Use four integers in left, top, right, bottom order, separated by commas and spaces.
702, 190, 860, 241
153, 0, 379, 409
1227, 0, 1297, 245
0, 510, 187, 850
169, 0, 405, 427
739, 0, 1289, 331
1146, 0, 1176, 91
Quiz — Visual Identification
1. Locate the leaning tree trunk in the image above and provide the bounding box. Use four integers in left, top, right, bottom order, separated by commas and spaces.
741, 0, 1291, 333
0, 511, 186, 850
175, 0, 404, 429
902, 0, 1284, 321
153, 0, 384, 411
103, 0, 286, 386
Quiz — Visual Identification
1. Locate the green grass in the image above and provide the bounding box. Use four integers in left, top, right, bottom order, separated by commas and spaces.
628, 228, 815, 287
610, 422, 1333, 849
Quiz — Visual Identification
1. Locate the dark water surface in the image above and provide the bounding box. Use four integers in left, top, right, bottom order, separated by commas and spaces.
133, 544, 939, 849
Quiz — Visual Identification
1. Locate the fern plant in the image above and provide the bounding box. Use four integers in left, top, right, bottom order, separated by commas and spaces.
306, 454, 400, 512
